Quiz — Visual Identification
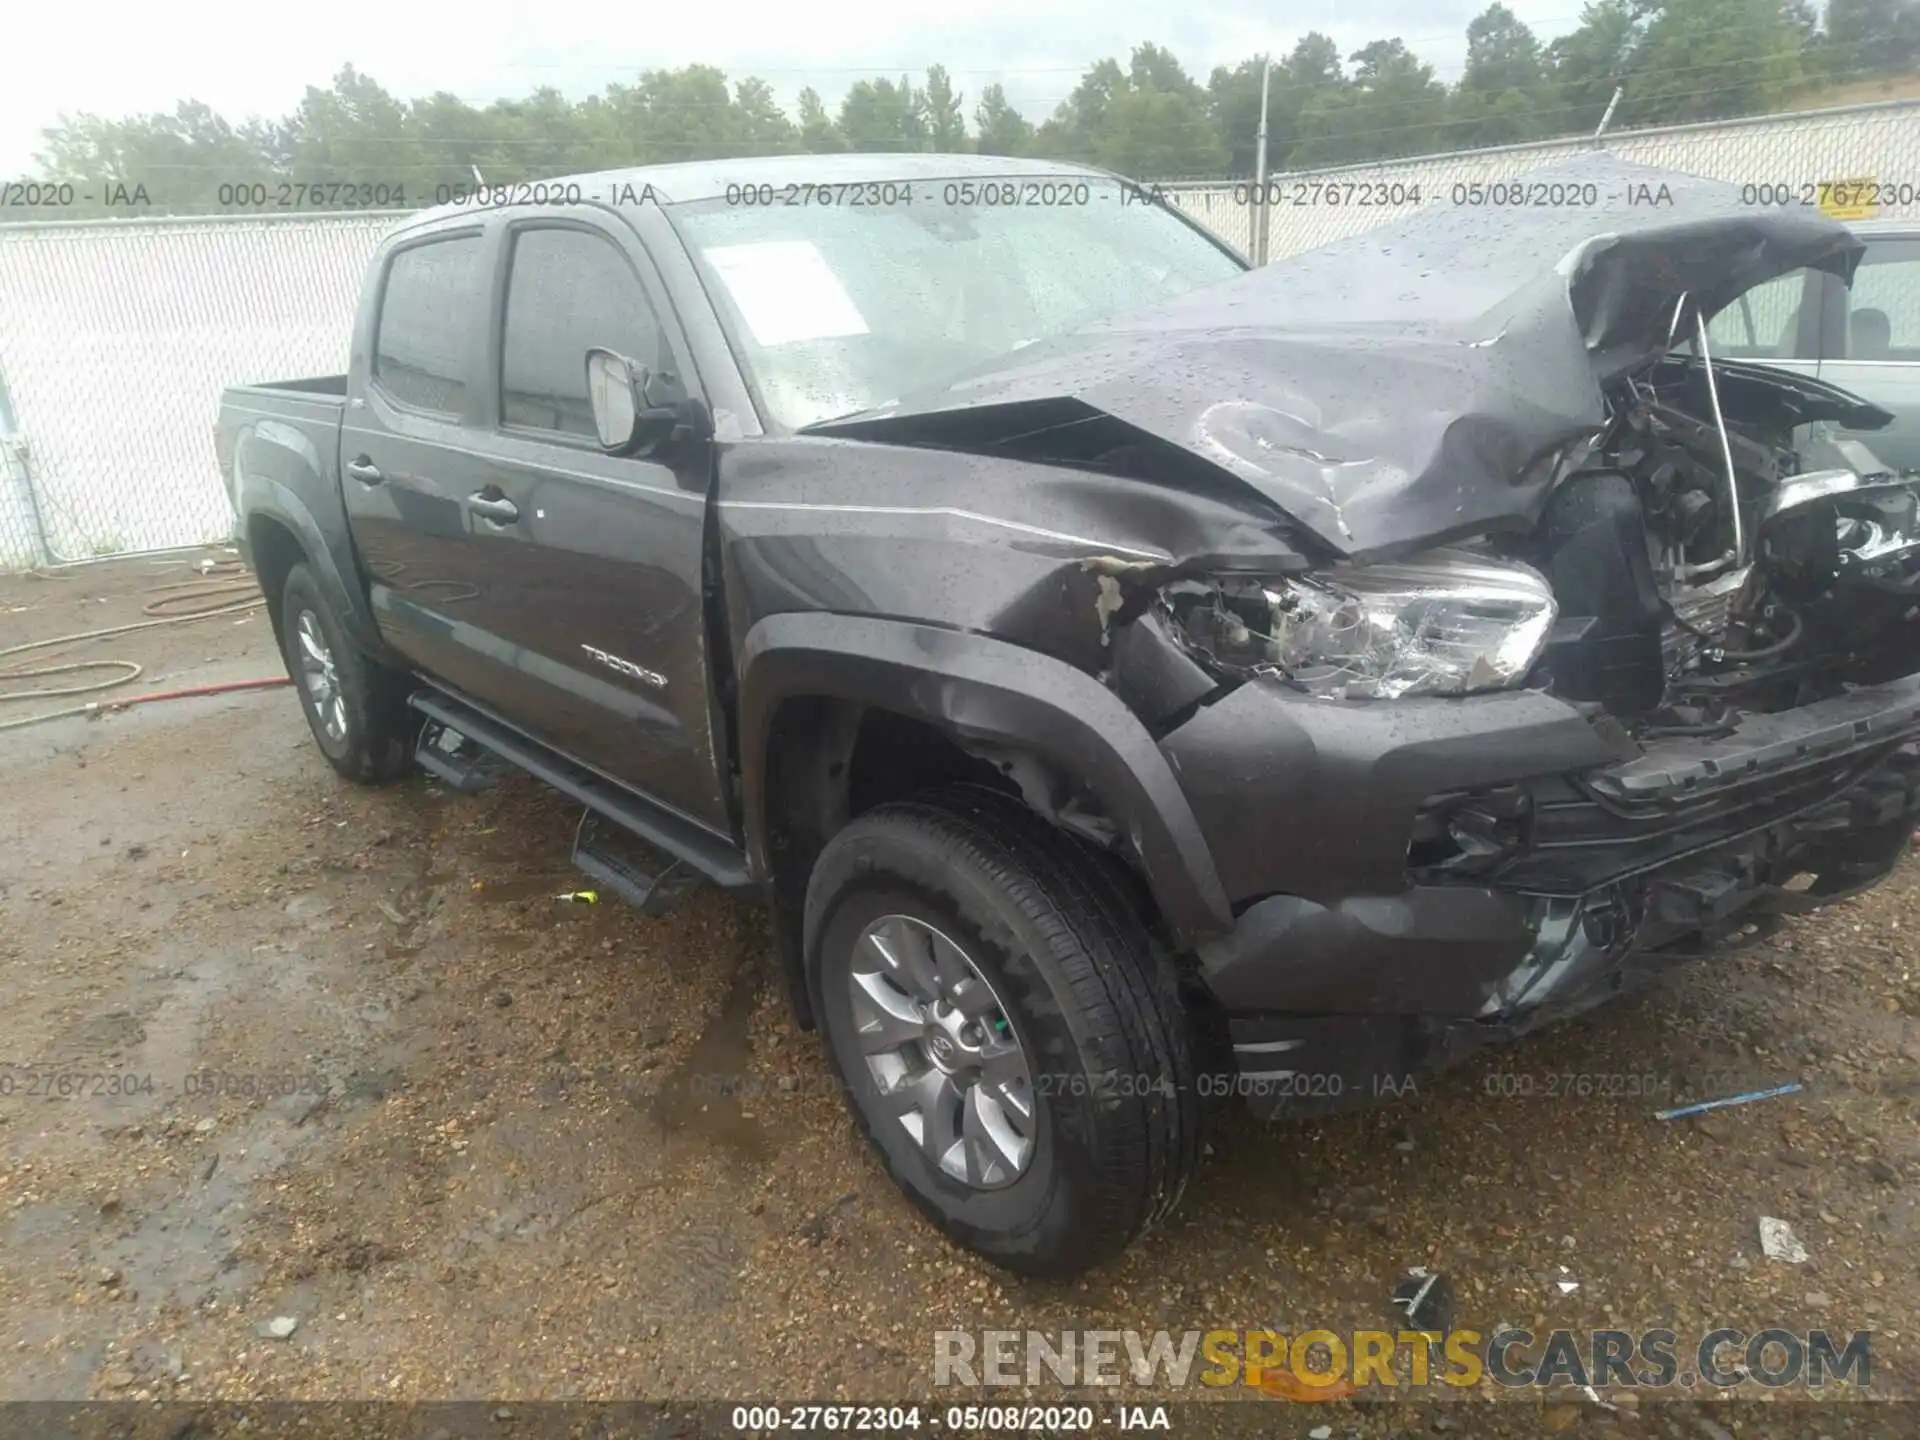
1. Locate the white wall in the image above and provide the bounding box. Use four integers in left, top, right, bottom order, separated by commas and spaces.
1161, 98, 1920, 263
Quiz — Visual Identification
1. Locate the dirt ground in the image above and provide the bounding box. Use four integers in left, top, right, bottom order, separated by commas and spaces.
0, 554, 1916, 1438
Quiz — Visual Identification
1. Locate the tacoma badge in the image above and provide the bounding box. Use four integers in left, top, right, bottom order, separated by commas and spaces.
580, 643, 668, 690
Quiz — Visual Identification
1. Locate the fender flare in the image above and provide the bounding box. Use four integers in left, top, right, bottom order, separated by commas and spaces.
736, 611, 1233, 945
239, 475, 390, 659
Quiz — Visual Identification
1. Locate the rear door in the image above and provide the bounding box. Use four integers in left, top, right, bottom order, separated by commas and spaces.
339, 222, 521, 706
458, 215, 728, 834
1815, 233, 1920, 471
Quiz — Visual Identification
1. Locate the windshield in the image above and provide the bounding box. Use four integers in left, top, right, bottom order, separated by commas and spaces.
670, 177, 1245, 429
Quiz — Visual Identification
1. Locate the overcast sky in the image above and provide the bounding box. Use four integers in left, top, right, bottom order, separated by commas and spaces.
4, 0, 1595, 176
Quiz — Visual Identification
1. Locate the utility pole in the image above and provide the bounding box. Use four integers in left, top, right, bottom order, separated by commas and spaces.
1252, 55, 1273, 265
1592, 85, 1624, 145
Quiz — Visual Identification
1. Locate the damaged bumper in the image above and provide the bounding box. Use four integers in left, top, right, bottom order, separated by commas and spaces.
1164, 672, 1920, 1119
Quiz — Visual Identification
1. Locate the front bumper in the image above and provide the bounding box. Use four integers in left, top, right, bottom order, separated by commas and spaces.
1161, 671, 1920, 1118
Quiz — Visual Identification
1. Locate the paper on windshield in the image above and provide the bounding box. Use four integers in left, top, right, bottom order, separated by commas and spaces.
703, 241, 870, 347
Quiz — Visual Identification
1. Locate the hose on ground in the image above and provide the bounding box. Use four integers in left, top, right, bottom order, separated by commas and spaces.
0, 558, 288, 732
0, 676, 293, 732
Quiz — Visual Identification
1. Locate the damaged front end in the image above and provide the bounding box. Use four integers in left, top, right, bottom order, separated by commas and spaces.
806, 156, 1920, 1113
1152, 333, 1920, 725
1101, 171, 1920, 1111
1144, 316, 1920, 1111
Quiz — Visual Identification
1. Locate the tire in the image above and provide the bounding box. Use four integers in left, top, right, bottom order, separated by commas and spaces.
279, 563, 414, 784
804, 785, 1200, 1278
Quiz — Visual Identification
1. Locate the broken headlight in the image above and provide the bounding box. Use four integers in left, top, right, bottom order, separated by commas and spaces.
1163, 547, 1557, 700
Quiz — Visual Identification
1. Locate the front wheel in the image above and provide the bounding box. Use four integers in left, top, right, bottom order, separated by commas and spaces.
804, 787, 1200, 1277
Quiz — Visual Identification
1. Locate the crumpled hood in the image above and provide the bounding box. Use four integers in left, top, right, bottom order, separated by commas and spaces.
807, 154, 1866, 561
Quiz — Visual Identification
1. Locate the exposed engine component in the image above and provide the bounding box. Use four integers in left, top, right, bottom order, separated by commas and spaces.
1528, 337, 1920, 726
1146, 278, 1920, 732
1533, 470, 1666, 716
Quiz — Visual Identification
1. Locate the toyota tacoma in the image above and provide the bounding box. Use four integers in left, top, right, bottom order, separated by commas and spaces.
217, 151, 1920, 1277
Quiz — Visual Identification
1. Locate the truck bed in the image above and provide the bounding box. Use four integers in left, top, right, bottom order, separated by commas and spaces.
235, 375, 349, 398
216, 376, 359, 637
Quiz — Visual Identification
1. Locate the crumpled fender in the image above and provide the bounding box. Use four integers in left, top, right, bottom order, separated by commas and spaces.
735, 610, 1234, 943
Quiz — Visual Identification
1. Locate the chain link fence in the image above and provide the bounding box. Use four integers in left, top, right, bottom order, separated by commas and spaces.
4, 100, 1920, 570
0, 213, 403, 568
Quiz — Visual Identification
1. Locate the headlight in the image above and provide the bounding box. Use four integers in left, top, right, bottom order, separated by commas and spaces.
1162, 547, 1557, 700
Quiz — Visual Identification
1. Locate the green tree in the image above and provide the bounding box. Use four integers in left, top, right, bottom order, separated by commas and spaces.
287, 66, 425, 189
973, 84, 1033, 156
1030, 57, 1125, 163
1293, 40, 1449, 166
838, 77, 928, 152
922, 65, 969, 150
733, 77, 802, 155
1208, 34, 1356, 177
1031, 47, 1224, 177
603, 65, 797, 164
1092, 85, 1227, 176
1546, 0, 1644, 132
1625, 0, 1805, 124
1826, 0, 1920, 76
1206, 59, 1271, 177
1453, 5, 1553, 145
1128, 42, 1205, 99
796, 88, 847, 153
34, 99, 277, 213
23, 11, 1899, 219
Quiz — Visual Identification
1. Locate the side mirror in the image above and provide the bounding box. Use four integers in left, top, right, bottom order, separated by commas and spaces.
586, 348, 641, 450
586, 347, 698, 455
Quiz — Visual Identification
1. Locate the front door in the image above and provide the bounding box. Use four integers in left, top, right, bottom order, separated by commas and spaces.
460, 217, 728, 835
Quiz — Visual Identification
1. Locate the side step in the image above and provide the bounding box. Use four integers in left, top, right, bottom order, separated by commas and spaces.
406, 688, 754, 893
571, 809, 703, 915
414, 715, 506, 793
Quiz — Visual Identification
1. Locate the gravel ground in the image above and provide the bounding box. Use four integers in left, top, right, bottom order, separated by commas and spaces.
0, 555, 1915, 1439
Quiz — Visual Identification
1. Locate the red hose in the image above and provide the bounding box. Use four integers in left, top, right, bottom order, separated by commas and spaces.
0, 676, 292, 732
103, 677, 293, 708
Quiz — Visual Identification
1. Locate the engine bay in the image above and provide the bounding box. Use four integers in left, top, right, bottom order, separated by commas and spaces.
1520, 347, 1920, 734
1151, 336, 1920, 734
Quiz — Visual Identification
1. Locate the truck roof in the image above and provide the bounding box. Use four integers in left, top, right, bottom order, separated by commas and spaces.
402, 151, 1114, 228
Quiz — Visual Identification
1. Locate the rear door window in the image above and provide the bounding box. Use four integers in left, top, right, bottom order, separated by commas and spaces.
372, 235, 483, 416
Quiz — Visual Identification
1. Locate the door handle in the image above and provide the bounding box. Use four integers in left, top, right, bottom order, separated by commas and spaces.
345, 457, 384, 485
466, 491, 520, 525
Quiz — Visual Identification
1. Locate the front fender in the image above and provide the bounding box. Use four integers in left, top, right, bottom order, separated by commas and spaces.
736, 611, 1233, 945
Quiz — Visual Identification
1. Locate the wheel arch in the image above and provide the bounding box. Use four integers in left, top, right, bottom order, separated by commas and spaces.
738, 614, 1233, 1024
241, 489, 390, 663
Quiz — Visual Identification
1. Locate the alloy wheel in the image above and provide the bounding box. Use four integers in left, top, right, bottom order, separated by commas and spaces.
846, 913, 1036, 1190
295, 610, 348, 743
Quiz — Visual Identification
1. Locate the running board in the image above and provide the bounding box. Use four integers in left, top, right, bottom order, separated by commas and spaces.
406, 689, 753, 891
572, 809, 703, 915
414, 714, 505, 793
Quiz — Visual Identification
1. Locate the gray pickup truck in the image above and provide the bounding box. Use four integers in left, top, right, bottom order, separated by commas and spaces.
219, 151, 1920, 1278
